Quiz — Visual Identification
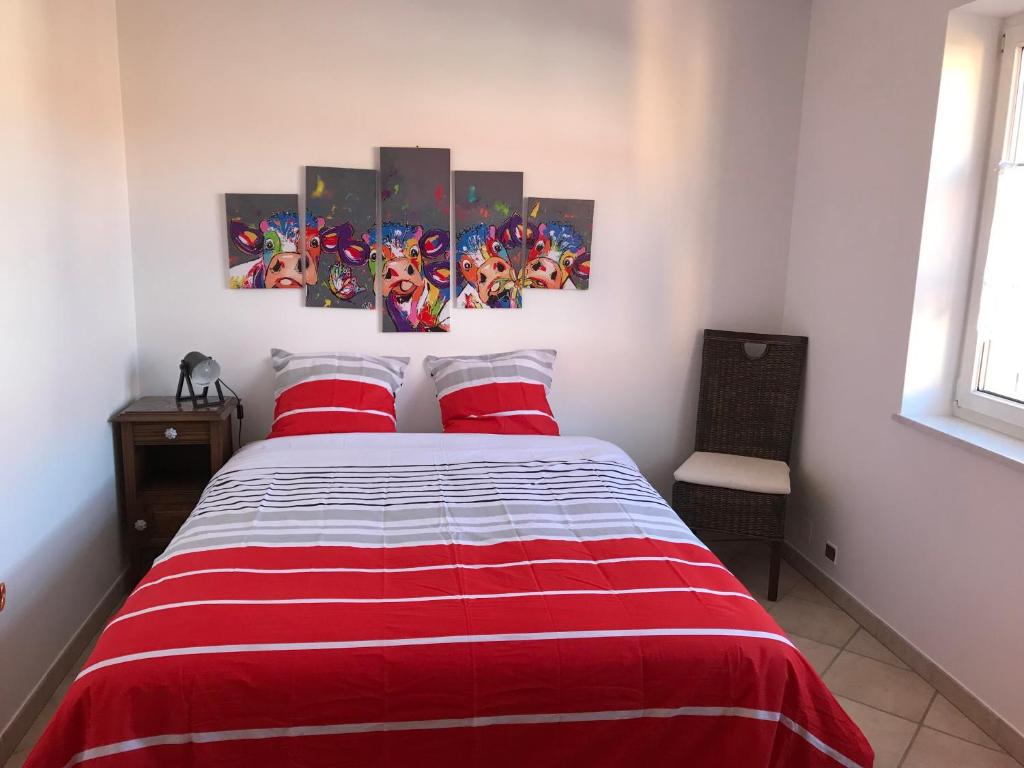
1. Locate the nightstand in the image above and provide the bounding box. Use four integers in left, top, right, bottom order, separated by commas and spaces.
112, 396, 237, 585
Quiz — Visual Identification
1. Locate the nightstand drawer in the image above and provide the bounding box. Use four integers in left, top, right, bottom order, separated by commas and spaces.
131, 491, 200, 542
134, 422, 210, 445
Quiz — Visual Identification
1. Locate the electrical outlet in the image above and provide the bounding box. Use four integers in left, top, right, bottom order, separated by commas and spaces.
824, 541, 838, 564
0, 581, 6, 613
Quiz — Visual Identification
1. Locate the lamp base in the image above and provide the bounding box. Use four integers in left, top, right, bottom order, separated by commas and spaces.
176, 369, 225, 409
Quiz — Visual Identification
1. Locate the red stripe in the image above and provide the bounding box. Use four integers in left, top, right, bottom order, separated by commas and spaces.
274, 379, 396, 419
146, 538, 723, 579
268, 410, 395, 438
439, 382, 558, 435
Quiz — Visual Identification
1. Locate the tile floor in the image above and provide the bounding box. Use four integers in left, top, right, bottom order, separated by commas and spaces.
4, 543, 1020, 768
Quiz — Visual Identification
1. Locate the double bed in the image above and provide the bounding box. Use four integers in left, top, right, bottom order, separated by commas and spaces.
29, 433, 872, 767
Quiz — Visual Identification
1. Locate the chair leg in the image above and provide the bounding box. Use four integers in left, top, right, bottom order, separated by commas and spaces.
767, 541, 782, 602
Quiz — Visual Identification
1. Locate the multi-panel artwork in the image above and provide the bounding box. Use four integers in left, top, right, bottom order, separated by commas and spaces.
453, 171, 524, 309
225, 150, 595, 329
378, 148, 452, 332
304, 167, 377, 309
225, 193, 306, 289
524, 197, 594, 291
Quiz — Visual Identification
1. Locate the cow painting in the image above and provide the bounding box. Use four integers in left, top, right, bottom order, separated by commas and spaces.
455, 214, 523, 309
309, 220, 371, 302
227, 208, 317, 289
366, 223, 450, 332
522, 221, 590, 290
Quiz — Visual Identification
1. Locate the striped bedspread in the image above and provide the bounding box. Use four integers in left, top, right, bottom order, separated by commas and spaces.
28, 433, 872, 768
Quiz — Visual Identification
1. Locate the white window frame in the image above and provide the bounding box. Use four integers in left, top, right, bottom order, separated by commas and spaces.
954, 20, 1024, 441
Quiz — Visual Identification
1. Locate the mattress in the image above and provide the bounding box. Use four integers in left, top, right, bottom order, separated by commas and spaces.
28, 433, 872, 767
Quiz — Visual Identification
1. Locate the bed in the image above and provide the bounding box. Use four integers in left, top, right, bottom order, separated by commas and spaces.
28, 433, 873, 767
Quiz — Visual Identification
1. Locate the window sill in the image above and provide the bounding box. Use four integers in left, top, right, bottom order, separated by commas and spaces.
892, 412, 1024, 473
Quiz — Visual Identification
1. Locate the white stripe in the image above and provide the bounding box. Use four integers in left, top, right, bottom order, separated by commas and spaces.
59, 704, 865, 768
274, 373, 396, 398
272, 406, 396, 425
108, 587, 755, 628
155, 532, 708, 565
465, 409, 556, 421
435, 375, 549, 400
134, 556, 730, 594
77, 627, 793, 681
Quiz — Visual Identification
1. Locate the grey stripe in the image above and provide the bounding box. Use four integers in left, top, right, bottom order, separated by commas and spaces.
271, 349, 410, 376
432, 363, 552, 395
425, 349, 555, 377
274, 363, 403, 394
160, 528, 701, 560
189, 504, 680, 528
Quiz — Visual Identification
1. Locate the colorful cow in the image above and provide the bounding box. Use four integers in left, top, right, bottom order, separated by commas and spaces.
365, 223, 450, 332
229, 211, 317, 289
455, 214, 523, 308
522, 221, 590, 290
310, 221, 371, 302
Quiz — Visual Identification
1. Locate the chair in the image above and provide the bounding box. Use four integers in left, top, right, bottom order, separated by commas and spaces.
672, 330, 808, 601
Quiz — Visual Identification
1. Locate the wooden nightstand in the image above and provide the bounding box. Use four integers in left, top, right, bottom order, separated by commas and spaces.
112, 396, 237, 585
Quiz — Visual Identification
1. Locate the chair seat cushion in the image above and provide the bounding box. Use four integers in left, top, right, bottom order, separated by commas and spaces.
673, 451, 791, 495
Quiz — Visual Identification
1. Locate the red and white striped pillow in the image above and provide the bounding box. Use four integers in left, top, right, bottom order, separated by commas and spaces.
424, 350, 559, 435
268, 349, 409, 438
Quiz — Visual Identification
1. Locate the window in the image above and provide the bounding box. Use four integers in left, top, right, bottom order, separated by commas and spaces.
956, 21, 1024, 438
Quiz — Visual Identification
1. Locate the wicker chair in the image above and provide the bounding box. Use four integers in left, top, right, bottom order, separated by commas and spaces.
672, 330, 808, 600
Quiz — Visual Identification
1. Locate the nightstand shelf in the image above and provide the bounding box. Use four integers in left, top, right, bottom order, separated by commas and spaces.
112, 396, 237, 585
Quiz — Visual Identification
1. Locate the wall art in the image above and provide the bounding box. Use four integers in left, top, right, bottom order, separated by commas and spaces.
453, 171, 524, 309
304, 167, 377, 309
523, 197, 594, 290
377, 147, 451, 332
225, 193, 308, 289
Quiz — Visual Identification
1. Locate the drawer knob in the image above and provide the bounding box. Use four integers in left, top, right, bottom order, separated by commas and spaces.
134, 519, 148, 532
164, 427, 178, 440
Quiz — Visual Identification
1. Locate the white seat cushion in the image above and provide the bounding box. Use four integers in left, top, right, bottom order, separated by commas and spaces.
673, 451, 791, 495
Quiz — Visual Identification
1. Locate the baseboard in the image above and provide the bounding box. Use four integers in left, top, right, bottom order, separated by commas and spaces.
783, 543, 1024, 764
0, 569, 127, 763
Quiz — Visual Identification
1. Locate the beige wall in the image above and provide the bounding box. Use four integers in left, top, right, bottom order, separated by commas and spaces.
115, 0, 812, 495
0, 0, 138, 738
784, 0, 1024, 735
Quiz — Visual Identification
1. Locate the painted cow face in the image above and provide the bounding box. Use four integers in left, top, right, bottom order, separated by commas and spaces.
369, 224, 449, 300
229, 212, 305, 288
522, 221, 587, 289
457, 223, 519, 307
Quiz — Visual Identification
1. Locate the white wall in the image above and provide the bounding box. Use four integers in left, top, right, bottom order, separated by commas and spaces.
784, 0, 1024, 735
0, 0, 137, 738
115, 0, 812, 496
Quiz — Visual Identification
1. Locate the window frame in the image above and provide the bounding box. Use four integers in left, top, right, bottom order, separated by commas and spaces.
954, 20, 1024, 441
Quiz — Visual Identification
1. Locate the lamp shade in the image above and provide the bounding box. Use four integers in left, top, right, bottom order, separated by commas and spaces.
181, 351, 221, 386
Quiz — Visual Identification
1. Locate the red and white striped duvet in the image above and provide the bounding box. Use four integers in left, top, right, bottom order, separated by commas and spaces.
28, 434, 872, 768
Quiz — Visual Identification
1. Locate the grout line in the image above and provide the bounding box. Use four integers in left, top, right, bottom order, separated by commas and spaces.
896, 691, 938, 768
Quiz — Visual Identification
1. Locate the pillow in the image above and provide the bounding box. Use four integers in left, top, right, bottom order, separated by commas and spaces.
269, 349, 409, 438
424, 350, 559, 435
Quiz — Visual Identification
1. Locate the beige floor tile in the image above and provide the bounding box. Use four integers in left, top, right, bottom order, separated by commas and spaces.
924, 695, 1001, 750
834, 696, 917, 768
902, 727, 1020, 768
789, 633, 841, 675
845, 628, 909, 670
786, 576, 838, 608
823, 652, 934, 721
767, 594, 859, 647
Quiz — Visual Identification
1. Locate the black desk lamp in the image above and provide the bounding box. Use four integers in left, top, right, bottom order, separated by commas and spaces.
176, 351, 225, 407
